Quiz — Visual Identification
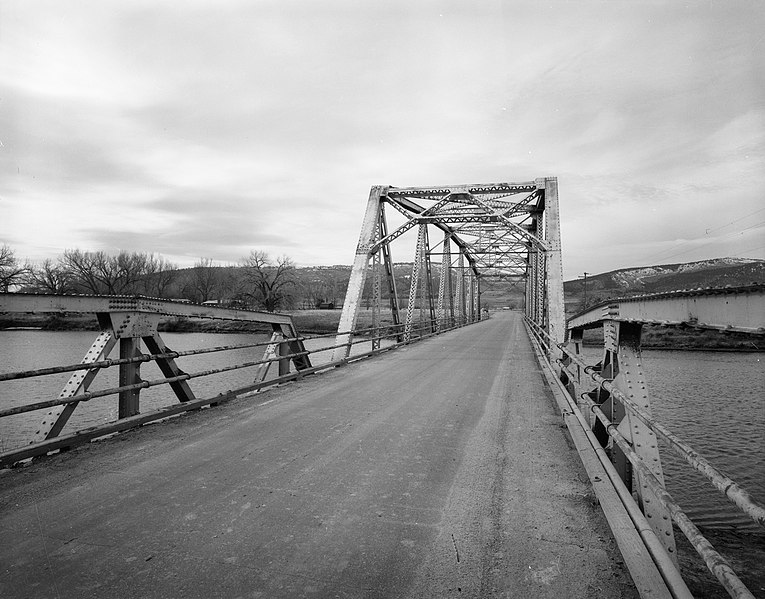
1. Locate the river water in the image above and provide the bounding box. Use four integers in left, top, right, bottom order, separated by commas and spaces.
580, 346, 764, 535
1, 331, 763, 535
0, 330, 348, 452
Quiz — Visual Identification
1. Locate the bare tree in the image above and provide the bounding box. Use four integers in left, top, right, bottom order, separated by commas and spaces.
183, 257, 221, 303
142, 254, 177, 298
296, 273, 325, 309
25, 258, 74, 294
240, 251, 296, 311
60, 249, 168, 295
112, 251, 151, 294
60, 249, 111, 294
320, 270, 346, 306
0, 244, 29, 292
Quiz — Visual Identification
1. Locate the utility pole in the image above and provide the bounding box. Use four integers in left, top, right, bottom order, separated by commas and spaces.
582, 272, 590, 309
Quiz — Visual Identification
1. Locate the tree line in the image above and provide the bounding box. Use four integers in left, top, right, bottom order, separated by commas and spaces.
1, 243, 472, 312
0, 244, 351, 312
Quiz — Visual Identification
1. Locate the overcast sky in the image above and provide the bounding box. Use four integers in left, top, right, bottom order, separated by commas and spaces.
1, 0, 763, 280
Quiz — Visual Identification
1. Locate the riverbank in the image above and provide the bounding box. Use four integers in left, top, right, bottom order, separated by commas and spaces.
580, 323, 763, 351
0, 308, 385, 337
2, 311, 761, 349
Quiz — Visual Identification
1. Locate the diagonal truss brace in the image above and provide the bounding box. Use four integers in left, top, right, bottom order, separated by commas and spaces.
31, 331, 118, 443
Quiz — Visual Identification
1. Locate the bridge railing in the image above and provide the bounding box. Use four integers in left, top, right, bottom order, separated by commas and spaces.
525, 284, 765, 599
0, 293, 478, 468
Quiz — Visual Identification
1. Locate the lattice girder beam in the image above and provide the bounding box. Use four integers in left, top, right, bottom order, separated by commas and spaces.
437, 233, 454, 331
404, 224, 427, 342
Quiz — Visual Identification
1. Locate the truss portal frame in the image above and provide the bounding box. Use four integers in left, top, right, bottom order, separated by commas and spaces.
333, 179, 565, 360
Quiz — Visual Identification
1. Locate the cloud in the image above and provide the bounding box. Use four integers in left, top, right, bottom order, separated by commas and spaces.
1, 0, 763, 279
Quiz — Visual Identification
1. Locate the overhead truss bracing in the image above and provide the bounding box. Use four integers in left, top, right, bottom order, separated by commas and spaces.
332, 179, 565, 361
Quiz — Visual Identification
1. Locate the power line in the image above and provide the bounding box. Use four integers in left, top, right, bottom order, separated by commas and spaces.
703, 206, 765, 236
643, 206, 765, 264
737, 244, 765, 255
645, 219, 765, 264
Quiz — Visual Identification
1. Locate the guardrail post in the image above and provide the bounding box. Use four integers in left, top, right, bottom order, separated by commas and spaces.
118, 338, 142, 418
278, 337, 290, 376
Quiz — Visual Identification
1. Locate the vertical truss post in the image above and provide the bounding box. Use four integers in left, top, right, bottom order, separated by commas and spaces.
276, 322, 311, 371
447, 245, 455, 327
437, 232, 452, 331
611, 322, 678, 563
371, 245, 381, 351
524, 243, 533, 321
118, 338, 142, 418
418, 238, 427, 334
535, 248, 545, 329
538, 177, 566, 362
474, 274, 481, 320
422, 226, 437, 333
404, 223, 427, 342
526, 242, 541, 326
456, 251, 465, 325
468, 270, 477, 323
333, 186, 385, 361
379, 202, 402, 341
465, 270, 473, 323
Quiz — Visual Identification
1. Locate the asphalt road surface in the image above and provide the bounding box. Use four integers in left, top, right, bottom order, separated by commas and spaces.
1, 311, 638, 598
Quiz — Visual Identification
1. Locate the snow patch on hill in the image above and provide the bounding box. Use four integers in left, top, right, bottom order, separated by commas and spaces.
609, 258, 759, 289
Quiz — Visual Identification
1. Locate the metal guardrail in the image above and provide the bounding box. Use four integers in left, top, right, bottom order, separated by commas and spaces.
525, 314, 762, 599
0, 294, 478, 468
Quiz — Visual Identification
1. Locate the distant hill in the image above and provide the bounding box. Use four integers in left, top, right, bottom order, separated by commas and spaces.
564, 257, 765, 314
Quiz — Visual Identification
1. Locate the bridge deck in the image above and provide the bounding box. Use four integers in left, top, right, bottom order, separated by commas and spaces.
1, 312, 638, 598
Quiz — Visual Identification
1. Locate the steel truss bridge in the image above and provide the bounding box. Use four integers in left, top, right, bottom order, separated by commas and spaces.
0, 179, 763, 599
332, 179, 564, 359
